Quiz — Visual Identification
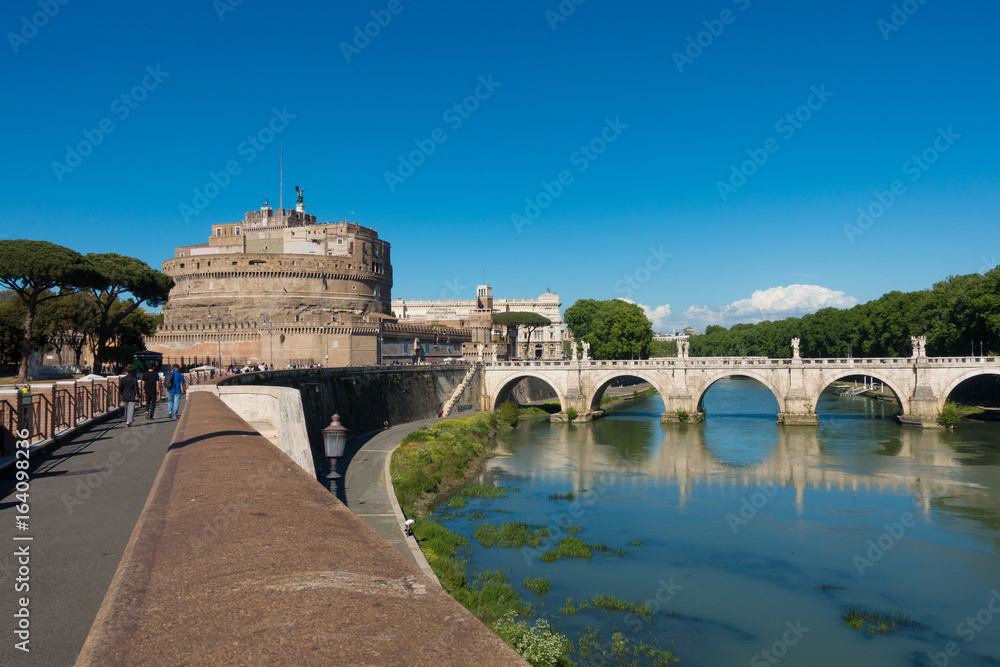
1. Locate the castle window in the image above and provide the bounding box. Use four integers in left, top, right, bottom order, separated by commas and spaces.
236, 227, 241, 235
215, 229, 221, 236
179, 263, 185, 268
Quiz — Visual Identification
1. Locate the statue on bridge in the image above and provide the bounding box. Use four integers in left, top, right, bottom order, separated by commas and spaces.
791, 338, 800, 360
581, 341, 590, 361
477, 343, 484, 361
676, 339, 690, 358
911, 335, 927, 359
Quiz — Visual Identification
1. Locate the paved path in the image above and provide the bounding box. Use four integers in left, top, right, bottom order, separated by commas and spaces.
340, 417, 445, 571
0, 397, 183, 666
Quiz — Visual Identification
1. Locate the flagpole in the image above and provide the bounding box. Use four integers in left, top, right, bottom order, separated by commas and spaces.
279, 140, 283, 210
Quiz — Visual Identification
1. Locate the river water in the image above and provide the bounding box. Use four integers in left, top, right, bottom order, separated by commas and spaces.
433, 378, 1000, 666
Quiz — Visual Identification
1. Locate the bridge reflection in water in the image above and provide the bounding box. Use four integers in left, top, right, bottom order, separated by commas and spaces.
487, 383, 996, 517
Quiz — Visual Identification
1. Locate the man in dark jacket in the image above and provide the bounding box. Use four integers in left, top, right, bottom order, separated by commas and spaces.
141, 364, 160, 419
119, 364, 139, 427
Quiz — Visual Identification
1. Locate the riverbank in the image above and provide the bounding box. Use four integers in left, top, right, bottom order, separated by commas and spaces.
389, 409, 575, 665
830, 380, 999, 421
389, 407, 680, 666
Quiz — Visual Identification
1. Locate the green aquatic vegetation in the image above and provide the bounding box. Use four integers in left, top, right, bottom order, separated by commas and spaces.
541, 536, 593, 562
841, 606, 919, 634
820, 583, 845, 592
559, 597, 591, 615
632, 540, 642, 547
460, 484, 520, 499
573, 626, 678, 665
548, 491, 575, 501
564, 525, 583, 534
522, 577, 552, 595
468, 511, 487, 520
475, 521, 551, 549
590, 594, 654, 620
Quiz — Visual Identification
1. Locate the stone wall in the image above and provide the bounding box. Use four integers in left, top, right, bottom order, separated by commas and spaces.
218, 366, 468, 468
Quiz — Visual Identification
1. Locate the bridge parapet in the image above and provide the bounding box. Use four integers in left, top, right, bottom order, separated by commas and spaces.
481, 356, 999, 427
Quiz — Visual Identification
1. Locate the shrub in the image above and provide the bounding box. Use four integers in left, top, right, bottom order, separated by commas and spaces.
676, 409, 689, 422
937, 401, 961, 425
492, 611, 567, 667
564, 407, 579, 421
497, 400, 521, 428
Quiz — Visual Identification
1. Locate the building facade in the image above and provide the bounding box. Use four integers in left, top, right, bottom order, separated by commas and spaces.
147, 200, 468, 367
392, 286, 570, 360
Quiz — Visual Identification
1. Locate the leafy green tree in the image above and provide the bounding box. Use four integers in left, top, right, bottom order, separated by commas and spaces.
564, 299, 653, 360
85, 253, 173, 374
0, 240, 105, 380
34, 291, 99, 366
493, 312, 551, 359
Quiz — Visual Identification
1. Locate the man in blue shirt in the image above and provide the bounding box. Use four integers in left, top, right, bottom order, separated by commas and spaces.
166, 364, 186, 420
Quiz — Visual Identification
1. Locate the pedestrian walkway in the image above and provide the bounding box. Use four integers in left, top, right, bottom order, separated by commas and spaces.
0, 396, 182, 666
340, 417, 444, 577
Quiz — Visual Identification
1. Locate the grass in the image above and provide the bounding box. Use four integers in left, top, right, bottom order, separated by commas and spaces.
452, 570, 534, 626
390, 413, 506, 518
841, 606, 919, 634
522, 577, 552, 595
474, 521, 551, 549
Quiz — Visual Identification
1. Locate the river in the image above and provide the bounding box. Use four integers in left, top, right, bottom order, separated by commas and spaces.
432, 377, 1000, 666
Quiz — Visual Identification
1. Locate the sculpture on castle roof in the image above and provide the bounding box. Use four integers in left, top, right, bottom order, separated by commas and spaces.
295, 185, 306, 205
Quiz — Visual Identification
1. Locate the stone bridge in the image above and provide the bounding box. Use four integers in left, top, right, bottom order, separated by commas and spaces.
480, 352, 1000, 427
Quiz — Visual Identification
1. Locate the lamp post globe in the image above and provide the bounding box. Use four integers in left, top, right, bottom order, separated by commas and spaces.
322, 414, 349, 494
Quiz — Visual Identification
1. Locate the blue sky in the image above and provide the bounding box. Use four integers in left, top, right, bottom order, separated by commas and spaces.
3, 0, 998, 331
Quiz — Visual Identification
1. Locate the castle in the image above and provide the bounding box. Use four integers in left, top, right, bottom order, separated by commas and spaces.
146, 197, 469, 367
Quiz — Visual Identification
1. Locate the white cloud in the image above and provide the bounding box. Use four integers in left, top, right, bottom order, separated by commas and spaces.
683, 284, 858, 328
619, 298, 671, 330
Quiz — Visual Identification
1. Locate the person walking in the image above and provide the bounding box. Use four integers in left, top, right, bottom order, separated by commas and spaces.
119, 364, 139, 427
165, 364, 186, 420
141, 364, 160, 419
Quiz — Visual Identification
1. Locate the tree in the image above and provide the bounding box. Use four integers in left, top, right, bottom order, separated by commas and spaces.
85, 253, 173, 374
564, 299, 653, 360
0, 240, 105, 381
492, 312, 551, 359
35, 291, 99, 366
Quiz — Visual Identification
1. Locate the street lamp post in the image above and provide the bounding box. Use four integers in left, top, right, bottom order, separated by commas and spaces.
322, 414, 349, 495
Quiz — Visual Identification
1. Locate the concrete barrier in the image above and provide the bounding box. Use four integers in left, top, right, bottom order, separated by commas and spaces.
189, 384, 313, 476
76, 391, 525, 666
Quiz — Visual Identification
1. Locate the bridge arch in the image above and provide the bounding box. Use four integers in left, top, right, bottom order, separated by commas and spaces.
809, 372, 908, 415
691, 371, 785, 414
490, 372, 567, 411
584, 370, 669, 412
939, 369, 1000, 412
